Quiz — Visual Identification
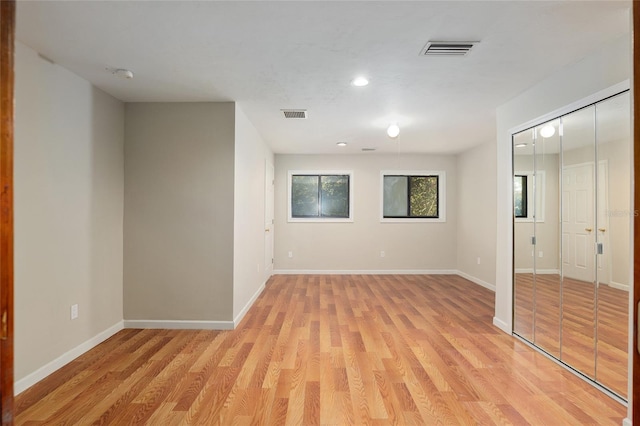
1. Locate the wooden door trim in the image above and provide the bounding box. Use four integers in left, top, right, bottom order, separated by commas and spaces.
633, 0, 639, 422
0, 0, 15, 423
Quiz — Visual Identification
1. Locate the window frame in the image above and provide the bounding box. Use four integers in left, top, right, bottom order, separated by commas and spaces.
514, 170, 545, 223
287, 170, 354, 223
380, 170, 446, 223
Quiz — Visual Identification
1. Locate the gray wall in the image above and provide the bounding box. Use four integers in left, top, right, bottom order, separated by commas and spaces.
274, 154, 457, 272
124, 103, 235, 321
15, 42, 124, 381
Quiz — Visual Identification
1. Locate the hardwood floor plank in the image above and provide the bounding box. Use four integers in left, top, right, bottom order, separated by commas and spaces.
15, 274, 626, 425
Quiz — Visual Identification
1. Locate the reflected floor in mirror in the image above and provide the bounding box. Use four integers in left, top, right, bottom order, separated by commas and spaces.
17, 274, 626, 425
514, 273, 628, 398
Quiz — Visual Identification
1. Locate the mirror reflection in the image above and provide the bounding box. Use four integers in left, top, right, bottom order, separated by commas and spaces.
560, 105, 597, 378
513, 130, 534, 342
512, 91, 630, 399
533, 119, 561, 358
594, 92, 630, 397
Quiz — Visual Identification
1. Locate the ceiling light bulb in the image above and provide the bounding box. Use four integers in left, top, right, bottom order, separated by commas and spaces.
540, 124, 555, 138
352, 76, 369, 87
336, 142, 347, 147
387, 123, 400, 138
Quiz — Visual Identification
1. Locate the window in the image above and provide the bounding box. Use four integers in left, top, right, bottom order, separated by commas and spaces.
514, 171, 544, 222
514, 175, 527, 218
381, 171, 446, 222
288, 171, 353, 222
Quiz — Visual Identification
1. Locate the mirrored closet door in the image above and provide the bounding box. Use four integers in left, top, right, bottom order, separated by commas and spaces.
513, 91, 630, 399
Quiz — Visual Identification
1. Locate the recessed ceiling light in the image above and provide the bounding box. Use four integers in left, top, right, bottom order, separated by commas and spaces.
515, 143, 527, 148
387, 123, 400, 138
113, 68, 134, 79
336, 142, 347, 147
539, 124, 555, 138
351, 76, 369, 87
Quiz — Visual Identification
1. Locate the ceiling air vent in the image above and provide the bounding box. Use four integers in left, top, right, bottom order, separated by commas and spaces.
420, 41, 478, 57
281, 109, 307, 119
361, 148, 376, 152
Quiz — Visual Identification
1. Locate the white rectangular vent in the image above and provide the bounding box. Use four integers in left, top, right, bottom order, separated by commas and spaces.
282, 109, 307, 119
420, 41, 477, 56
361, 148, 376, 152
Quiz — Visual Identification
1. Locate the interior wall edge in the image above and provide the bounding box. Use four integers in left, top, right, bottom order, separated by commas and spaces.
233, 279, 267, 328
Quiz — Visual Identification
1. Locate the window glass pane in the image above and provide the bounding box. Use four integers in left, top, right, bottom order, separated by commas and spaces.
409, 176, 438, 217
292, 175, 319, 217
514, 175, 527, 217
320, 175, 349, 217
383, 176, 408, 217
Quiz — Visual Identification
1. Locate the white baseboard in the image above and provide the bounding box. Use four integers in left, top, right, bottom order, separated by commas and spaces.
455, 271, 495, 292
273, 269, 458, 275
514, 268, 560, 274
622, 417, 631, 426
492, 317, 511, 334
608, 281, 629, 292
123, 319, 234, 330
15, 321, 124, 395
234, 280, 266, 327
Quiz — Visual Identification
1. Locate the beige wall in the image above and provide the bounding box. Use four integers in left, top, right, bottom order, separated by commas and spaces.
124, 103, 235, 322
600, 140, 631, 288
274, 154, 457, 271
14, 42, 124, 381
456, 141, 497, 287
233, 105, 274, 320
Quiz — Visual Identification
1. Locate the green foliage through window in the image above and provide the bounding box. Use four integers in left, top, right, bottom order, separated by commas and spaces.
514, 175, 527, 218
291, 174, 349, 218
383, 175, 438, 218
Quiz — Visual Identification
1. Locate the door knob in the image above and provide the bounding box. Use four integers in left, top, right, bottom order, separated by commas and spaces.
585, 228, 592, 232
265, 228, 270, 232
598, 228, 606, 232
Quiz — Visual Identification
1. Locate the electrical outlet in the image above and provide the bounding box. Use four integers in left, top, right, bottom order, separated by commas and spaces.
71, 304, 78, 320
288, 251, 293, 258
477, 257, 481, 265
380, 251, 386, 258
539, 251, 543, 258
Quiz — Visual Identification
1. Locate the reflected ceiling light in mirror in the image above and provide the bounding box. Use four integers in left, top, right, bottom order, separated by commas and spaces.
351, 76, 369, 87
336, 141, 347, 147
515, 143, 527, 148
387, 123, 400, 138
540, 124, 555, 138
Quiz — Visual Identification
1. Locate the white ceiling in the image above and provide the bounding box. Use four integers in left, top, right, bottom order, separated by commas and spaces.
16, 1, 630, 155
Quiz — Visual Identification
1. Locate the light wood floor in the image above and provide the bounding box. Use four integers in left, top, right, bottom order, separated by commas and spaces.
16, 274, 626, 425
514, 273, 628, 398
